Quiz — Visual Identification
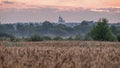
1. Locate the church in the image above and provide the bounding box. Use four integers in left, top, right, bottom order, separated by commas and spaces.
58, 16, 65, 24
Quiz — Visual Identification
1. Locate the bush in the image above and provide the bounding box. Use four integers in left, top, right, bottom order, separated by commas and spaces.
10, 36, 16, 41
28, 35, 52, 41
85, 32, 93, 41
43, 36, 52, 40
30, 35, 43, 41
0, 37, 4, 41
53, 36, 63, 40
74, 35, 81, 40
0, 32, 16, 41
67, 36, 73, 40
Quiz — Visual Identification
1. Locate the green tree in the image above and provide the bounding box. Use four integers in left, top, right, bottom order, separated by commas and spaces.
42, 21, 53, 28
90, 18, 117, 41
111, 25, 117, 35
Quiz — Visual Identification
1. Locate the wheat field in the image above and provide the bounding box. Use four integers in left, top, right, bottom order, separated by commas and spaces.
0, 41, 120, 68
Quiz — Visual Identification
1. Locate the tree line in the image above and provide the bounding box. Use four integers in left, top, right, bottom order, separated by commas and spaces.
0, 18, 120, 42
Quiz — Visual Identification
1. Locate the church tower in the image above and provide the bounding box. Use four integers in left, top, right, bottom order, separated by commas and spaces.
58, 16, 65, 24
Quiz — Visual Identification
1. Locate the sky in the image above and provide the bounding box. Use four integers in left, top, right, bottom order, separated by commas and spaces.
0, 0, 120, 23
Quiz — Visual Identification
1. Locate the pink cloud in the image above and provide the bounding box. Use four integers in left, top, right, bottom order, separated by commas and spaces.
91, 8, 120, 13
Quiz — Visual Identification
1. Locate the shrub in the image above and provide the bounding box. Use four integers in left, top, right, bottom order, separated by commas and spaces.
67, 36, 73, 40
43, 36, 52, 40
53, 36, 63, 40
10, 36, 16, 41
74, 35, 81, 40
30, 35, 43, 41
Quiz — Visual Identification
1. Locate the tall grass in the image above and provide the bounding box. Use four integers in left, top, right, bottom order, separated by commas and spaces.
0, 41, 120, 68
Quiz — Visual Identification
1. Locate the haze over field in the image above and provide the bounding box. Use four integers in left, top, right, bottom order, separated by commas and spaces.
0, 0, 120, 23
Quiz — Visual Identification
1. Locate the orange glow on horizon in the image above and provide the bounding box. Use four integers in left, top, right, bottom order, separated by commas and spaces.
0, 0, 120, 10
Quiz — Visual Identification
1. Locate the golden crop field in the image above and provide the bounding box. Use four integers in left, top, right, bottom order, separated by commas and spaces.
0, 41, 120, 68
